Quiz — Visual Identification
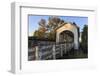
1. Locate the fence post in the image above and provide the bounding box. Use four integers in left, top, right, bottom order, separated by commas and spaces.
65, 43, 67, 54
60, 44, 63, 57
53, 44, 56, 59
35, 46, 39, 60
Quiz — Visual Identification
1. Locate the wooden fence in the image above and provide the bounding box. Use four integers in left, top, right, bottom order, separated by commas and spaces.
28, 42, 74, 60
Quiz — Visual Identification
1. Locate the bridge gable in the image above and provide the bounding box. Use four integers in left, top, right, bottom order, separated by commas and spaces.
56, 23, 79, 50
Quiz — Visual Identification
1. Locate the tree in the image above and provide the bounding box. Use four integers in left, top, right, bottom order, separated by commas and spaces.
48, 30, 56, 40
47, 16, 62, 31
34, 30, 38, 37
34, 30, 46, 39
33, 16, 65, 40
38, 19, 46, 27
38, 19, 47, 33
81, 25, 88, 44
81, 25, 88, 53
34, 19, 47, 39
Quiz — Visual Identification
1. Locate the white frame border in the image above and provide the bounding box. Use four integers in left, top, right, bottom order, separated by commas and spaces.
11, 2, 97, 74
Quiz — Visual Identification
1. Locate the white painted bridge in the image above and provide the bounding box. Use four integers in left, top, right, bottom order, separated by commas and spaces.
28, 22, 79, 60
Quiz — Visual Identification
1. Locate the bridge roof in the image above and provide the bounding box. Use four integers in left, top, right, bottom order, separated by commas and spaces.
55, 22, 79, 31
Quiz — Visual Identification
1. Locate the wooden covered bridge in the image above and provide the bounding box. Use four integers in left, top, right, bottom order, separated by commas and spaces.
28, 23, 80, 60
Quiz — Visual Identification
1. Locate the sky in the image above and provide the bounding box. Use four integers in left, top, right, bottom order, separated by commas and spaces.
28, 15, 88, 36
